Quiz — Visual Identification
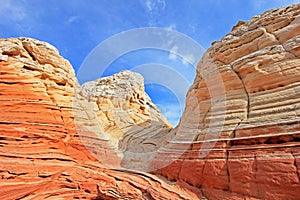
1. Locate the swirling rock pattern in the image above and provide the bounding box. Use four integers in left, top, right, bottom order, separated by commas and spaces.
79, 71, 172, 171
153, 4, 300, 199
1, 3, 300, 200
0, 38, 197, 200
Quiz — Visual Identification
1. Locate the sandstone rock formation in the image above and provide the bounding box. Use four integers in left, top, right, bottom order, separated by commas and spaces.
0, 38, 197, 199
1, 3, 300, 200
153, 3, 300, 200
79, 71, 172, 171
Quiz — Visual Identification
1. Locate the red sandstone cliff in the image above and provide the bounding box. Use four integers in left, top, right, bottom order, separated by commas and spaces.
153, 4, 300, 200
0, 38, 197, 199
0, 3, 300, 200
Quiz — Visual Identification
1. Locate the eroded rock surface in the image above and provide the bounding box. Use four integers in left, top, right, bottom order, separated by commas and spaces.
0, 38, 198, 200
1, 3, 300, 200
153, 4, 300, 200
74, 70, 172, 171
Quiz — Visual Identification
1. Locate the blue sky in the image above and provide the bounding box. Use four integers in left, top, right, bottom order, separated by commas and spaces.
1, 0, 298, 126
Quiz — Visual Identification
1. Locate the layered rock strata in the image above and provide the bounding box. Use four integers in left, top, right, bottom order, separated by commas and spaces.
0, 3, 300, 200
79, 71, 172, 171
153, 4, 300, 200
0, 38, 197, 199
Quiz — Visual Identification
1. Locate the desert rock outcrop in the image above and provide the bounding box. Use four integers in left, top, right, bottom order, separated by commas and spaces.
153, 4, 300, 200
0, 38, 197, 199
79, 71, 172, 171
1, 3, 300, 200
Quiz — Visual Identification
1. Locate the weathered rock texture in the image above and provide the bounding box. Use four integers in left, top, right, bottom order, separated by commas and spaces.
0, 38, 198, 199
1, 3, 300, 200
153, 3, 300, 200
79, 71, 172, 171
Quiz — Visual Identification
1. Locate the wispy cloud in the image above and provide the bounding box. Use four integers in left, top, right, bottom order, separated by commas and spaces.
165, 24, 177, 30
0, 0, 26, 21
158, 0, 166, 10
146, 0, 153, 12
145, 0, 166, 13
182, 54, 195, 66
252, 0, 299, 10
156, 103, 182, 126
67, 16, 79, 24
168, 45, 196, 67
275, 0, 300, 6
168, 45, 179, 61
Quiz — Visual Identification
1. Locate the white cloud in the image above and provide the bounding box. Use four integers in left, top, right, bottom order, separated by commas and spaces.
168, 46, 196, 66
182, 54, 195, 66
168, 53, 177, 60
0, 0, 26, 21
168, 45, 179, 61
165, 24, 177, 30
253, 0, 299, 10
182, 59, 188, 65
146, 0, 153, 12
275, 0, 300, 6
156, 103, 182, 126
157, 0, 166, 10
67, 16, 79, 23
145, 0, 166, 12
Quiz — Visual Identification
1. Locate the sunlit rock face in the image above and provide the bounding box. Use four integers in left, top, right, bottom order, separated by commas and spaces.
79, 70, 172, 171
80, 70, 171, 148
0, 38, 198, 200
153, 4, 300, 199
1, 3, 300, 200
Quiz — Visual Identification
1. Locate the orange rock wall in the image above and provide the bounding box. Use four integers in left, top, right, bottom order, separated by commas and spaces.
1, 4, 300, 200
0, 38, 198, 200
154, 4, 300, 200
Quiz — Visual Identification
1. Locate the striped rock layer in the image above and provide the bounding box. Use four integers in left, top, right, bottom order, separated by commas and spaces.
79, 70, 172, 171
0, 3, 300, 200
0, 38, 197, 200
153, 3, 300, 200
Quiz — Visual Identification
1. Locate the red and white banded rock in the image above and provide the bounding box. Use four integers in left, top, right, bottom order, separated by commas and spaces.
153, 4, 300, 200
